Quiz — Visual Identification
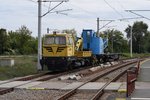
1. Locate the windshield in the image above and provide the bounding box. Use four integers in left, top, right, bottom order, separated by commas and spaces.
44, 36, 66, 45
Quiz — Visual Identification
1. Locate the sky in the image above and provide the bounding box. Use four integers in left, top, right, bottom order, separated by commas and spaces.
0, 0, 150, 37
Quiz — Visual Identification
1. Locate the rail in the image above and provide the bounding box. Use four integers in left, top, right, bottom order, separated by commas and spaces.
0, 63, 103, 95
90, 67, 128, 100
57, 60, 138, 100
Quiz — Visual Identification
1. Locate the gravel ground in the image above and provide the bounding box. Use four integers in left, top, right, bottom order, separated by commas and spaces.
79, 63, 135, 82
0, 89, 67, 100
67, 90, 97, 100
47, 61, 121, 83
62, 63, 136, 100
100, 91, 126, 100
96, 66, 130, 82
65, 91, 126, 100
0, 61, 132, 100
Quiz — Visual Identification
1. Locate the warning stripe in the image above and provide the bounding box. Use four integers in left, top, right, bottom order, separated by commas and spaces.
131, 98, 150, 100
28, 88, 45, 90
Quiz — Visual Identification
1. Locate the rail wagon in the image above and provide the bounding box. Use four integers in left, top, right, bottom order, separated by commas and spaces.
41, 29, 119, 71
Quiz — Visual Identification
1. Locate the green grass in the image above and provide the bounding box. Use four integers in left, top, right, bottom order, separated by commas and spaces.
0, 56, 38, 80
0, 54, 149, 80
121, 53, 150, 59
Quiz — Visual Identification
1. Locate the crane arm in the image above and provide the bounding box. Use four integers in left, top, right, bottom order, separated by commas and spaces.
75, 38, 83, 51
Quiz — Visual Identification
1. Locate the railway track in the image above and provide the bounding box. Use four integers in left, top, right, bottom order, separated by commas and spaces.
0, 72, 50, 95
0, 58, 141, 98
0, 61, 117, 95
90, 68, 129, 100
0, 72, 50, 85
56, 60, 138, 100
0, 72, 70, 95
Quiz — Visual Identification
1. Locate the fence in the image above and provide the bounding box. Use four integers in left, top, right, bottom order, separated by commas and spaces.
127, 60, 140, 97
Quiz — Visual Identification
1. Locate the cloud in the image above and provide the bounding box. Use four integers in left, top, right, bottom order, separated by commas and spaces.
0, 0, 150, 36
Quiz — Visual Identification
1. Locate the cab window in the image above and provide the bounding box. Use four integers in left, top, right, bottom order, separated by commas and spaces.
44, 36, 54, 45
55, 36, 66, 45
44, 36, 66, 45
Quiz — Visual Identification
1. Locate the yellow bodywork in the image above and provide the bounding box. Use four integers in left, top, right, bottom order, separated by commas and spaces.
43, 45, 74, 57
42, 32, 92, 58
75, 51, 92, 57
75, 38, 83, 51
43, 33, 75, 57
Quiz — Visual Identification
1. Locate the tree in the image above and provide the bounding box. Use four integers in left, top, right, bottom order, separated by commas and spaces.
0, 26, 38, 55
24, 37, 38, 54
8, 25, 37, 55
103, 29, 129, 53
143, 31, 150, 53
125, 21, 149, 53
8, 31, 19, 54
16, 26, 32, 54
0, 29, 9, 54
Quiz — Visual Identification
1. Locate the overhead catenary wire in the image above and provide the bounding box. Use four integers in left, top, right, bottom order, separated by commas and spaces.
26, 0, 103, 24
125, 10, 150, 21
26, 0, 71, 16
42, 1, 63, 17
126, 10, 150, 12
25, 0, 96, 25
103, 0, 124, 18
25, 0, 121, 24
99, 20, 114, 30
25, 0, 48, 7
67, 3, 99, 17
23, 0, 149, 25
25, 0, 150, 31
42, 0, 69, 2
118, 17, 143, 21
26, 0, 37, 3
25, 0, 88, 16
116, 0, 126, 10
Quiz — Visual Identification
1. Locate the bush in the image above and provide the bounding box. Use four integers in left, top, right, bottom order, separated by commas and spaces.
0, 56, 38, 80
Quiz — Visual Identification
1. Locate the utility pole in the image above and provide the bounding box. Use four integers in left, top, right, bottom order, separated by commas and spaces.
37, 0, 69, 71
112, 32, 114, 53
98, 20, 114, 30
123, 10, 150, 58
96, 19, 114, 36
130, 26, 133, 58
37, 0, 42, 70
97, 17, 99, 36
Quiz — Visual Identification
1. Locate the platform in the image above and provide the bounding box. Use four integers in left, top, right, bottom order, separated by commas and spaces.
61, 82, 83, 90
0, 81, 10, 84
0, 81, 123, 91
138, 59, 150, 82
0, 81, 30, 88
31, 82, 123, 91
0, 81, 43, 89
131, 89, 150, 99
31, 82, 70, 90
130, 59, 150, 99
78, 82, 106, 90
17, 81, 42, 89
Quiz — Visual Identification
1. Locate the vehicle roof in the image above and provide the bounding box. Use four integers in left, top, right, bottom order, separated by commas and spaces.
45, 33, 72, 37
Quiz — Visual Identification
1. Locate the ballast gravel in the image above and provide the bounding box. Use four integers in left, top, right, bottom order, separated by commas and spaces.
0, 89, 66, 100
